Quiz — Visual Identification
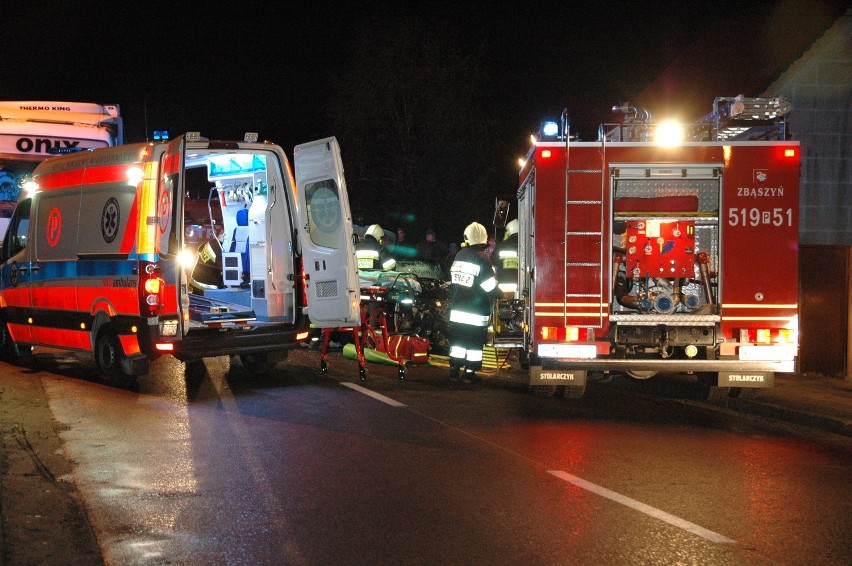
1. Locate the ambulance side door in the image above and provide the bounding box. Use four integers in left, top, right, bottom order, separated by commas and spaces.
0, 199, 33, 343
293, 137, 360, 327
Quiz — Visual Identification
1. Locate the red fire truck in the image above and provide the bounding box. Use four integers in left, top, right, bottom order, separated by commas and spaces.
495, 95, 799, 400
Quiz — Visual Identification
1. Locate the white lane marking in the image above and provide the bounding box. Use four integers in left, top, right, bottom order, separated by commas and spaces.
341, 382, 406, 407
547, 470, 736, 544
339, 382, 732, 544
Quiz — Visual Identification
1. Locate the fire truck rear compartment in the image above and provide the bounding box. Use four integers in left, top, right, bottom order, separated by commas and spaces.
614, 323, 718, 348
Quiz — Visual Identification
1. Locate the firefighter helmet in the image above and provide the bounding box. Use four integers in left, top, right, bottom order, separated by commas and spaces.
365, 224, 385, 242
463, 222, 488, 245
504, 219, 519, 240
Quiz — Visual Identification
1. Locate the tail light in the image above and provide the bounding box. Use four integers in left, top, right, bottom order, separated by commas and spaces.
738, 327, 796, 345
139, 261, 164, 315
539, 326, 580, 342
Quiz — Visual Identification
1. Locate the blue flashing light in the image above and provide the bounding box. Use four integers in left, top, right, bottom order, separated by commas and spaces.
153, 130, 169, 140
541, 121, 559, 137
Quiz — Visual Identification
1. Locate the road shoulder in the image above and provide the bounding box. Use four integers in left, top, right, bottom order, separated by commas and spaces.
0, 369, 103, 565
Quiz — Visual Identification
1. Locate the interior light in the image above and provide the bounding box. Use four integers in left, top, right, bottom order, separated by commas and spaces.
177, 248, 197, 269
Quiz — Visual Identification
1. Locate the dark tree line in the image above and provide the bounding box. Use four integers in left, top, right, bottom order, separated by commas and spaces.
329, 16, 502, 244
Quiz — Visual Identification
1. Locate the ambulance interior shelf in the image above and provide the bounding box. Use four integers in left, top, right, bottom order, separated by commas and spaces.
185, 172, 268, 324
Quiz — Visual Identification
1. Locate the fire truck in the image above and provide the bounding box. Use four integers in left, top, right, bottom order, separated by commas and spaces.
494, 95, 799, 400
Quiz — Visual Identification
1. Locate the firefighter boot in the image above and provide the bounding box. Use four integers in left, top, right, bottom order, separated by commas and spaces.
462, 370, 482, 386
449, 360, 461, 382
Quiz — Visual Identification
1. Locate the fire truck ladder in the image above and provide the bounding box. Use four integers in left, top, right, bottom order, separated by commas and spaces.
563, 162, 606, 330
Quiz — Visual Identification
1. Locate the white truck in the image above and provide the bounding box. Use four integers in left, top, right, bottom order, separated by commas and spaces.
0, 101, 123, 236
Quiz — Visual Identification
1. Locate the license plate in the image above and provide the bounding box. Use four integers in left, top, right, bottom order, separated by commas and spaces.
161, 320, 178, 337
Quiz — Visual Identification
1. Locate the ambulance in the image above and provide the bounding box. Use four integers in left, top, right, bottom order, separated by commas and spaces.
0, 132, 360, 386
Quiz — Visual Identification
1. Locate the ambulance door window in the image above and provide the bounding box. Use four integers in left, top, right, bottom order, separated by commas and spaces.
305, 180, 342, 249
3, 199, 30, 260
160, 172, 179, 255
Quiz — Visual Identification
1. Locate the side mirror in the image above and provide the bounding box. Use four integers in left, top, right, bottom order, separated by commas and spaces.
493, 199, 510, 228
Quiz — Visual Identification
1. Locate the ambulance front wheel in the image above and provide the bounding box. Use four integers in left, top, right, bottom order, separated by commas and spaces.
94, 326, 136, 389
0, 316, 19, 360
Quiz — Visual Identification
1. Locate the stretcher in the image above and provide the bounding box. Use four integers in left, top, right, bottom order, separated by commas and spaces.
319, 285, 429, 380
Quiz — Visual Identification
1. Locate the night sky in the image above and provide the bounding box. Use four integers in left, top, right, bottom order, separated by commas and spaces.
2, 1, 846, 221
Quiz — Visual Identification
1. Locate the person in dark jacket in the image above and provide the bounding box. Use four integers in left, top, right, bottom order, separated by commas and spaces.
447, 222, 503, 384
417, 228, 449, 272
492, 218, 519, 297
355, 224, 397, 271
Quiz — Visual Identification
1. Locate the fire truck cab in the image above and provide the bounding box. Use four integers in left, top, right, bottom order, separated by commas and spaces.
498, 95, 800, 400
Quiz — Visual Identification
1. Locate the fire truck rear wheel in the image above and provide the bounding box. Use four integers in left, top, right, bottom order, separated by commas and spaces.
698, 372, 730, 402
562, 384, 586, 399
627, 370, 657, 380
730, 387, 759, 400
530, 385, 557, 397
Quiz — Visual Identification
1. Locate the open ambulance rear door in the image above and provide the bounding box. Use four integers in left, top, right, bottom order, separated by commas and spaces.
161, 136, 191, 337
293, 137, 360, 328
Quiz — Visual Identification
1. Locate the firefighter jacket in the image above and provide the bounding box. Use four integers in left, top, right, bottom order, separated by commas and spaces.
449, 244, 503, 327
356, 234, 397, 271
493, 233, 519, 295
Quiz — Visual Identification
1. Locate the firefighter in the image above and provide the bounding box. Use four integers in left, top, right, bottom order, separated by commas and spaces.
356, 224, 397, 271
493, 218, 519, 297
448, 222, 503, 384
